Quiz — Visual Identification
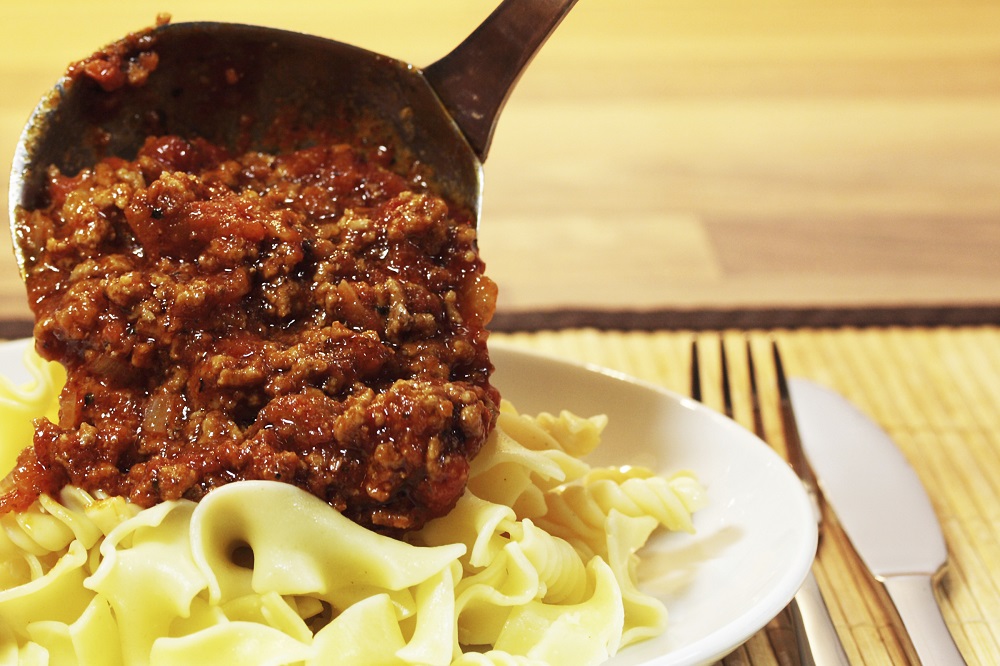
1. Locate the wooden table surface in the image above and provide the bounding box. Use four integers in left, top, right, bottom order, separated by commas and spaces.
1, 0, 998, 323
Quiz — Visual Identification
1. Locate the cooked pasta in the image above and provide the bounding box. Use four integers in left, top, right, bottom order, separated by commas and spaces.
0, 346, 706, 665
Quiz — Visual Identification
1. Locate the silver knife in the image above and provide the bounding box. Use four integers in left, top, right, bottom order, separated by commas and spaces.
787, 378, 966, 665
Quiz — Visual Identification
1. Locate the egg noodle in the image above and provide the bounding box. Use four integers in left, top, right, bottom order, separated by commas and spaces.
0, 346, 705, 666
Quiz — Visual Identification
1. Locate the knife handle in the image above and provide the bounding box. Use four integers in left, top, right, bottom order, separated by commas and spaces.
882, 574, 966, 665
790, 570, 851, 665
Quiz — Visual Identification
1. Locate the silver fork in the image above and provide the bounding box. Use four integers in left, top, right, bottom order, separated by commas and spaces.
691, 337, 851, 666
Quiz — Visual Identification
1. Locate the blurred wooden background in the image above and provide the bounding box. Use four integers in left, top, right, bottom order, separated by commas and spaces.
0, 0, 998, 322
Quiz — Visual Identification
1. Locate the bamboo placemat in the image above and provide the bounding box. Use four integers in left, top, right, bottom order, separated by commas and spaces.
493, 325, 1000, 665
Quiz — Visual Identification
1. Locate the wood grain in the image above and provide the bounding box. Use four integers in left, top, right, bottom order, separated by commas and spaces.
0, 0, 997, 320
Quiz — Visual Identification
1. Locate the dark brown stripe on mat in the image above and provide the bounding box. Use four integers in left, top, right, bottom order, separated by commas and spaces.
489, 305, 1000, 332
2, 305, 998, 341
0, 320, 33, 340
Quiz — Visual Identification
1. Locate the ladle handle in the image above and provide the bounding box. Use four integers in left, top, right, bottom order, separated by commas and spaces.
423, 0, 578, 162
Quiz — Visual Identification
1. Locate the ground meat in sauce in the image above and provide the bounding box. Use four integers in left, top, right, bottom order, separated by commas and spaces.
2, 134, 500, 535
66, 14, 168, 93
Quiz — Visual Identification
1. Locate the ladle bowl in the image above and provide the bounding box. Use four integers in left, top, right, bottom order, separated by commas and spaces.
9, 0, 578, 276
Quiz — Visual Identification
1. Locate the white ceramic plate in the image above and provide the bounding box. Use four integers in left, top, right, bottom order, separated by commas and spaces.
0, 338, 816, 665
490, 342, 817, 666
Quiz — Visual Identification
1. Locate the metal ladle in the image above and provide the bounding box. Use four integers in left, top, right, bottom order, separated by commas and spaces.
9, 0, 578, 276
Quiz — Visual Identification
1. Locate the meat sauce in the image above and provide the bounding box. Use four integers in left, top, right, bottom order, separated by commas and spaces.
3, 131, 500, 534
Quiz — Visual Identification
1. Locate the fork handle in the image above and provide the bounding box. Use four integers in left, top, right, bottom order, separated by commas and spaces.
789, 570, 851, 665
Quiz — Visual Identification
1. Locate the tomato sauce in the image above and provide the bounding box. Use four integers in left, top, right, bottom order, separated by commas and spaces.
4, 132, 499, 535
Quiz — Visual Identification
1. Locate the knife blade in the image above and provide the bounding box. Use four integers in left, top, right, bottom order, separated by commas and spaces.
787, 378, 966, 665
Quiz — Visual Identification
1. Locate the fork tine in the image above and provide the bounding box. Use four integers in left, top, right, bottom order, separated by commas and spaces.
772, 340, 821, 499
744, 339, 765, 440
690, 339, 702, 402
719, 338, 734, 419
769, 340, 852, 665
